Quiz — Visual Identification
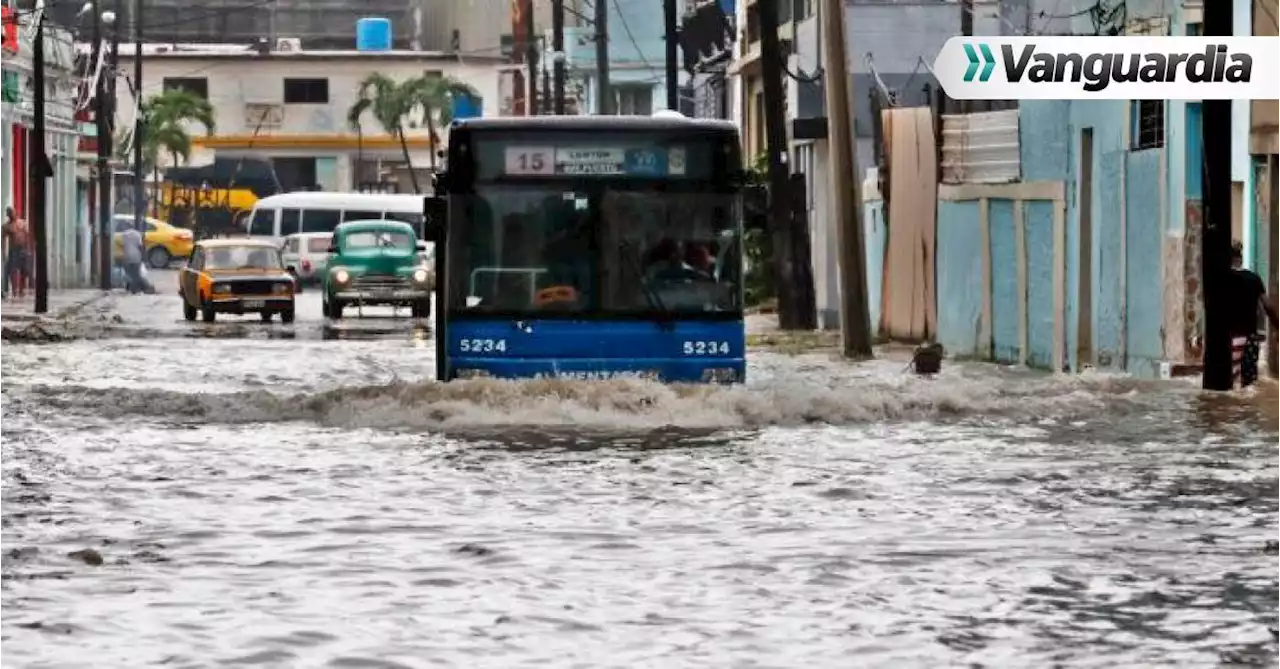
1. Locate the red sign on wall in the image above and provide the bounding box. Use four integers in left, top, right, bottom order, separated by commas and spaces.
2, 7, 18, 55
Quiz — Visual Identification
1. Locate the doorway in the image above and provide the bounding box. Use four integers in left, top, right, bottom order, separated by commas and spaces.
1077, 127, 1094, 371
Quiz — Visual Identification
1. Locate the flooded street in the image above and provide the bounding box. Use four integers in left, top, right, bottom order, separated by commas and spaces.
2, 270, 1277, 668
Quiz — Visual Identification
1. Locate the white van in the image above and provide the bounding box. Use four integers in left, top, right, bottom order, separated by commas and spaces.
245, 192, 427, 243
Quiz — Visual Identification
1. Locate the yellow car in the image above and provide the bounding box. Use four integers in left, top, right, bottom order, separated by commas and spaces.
112, 214, 195, 268
178, 239, 297, 323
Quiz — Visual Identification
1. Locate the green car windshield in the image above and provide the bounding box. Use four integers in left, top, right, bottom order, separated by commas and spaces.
343, 230, 415, 251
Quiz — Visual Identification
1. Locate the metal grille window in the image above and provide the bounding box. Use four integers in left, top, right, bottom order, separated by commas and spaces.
1131, 100, 1165, 151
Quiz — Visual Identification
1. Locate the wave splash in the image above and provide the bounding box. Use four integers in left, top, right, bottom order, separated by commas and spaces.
10, 368, 1166, 431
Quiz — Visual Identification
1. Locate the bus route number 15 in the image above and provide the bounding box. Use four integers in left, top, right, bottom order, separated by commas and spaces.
505, 147, 555, 175
683, 340, 730, 356
459, 338, 507, 353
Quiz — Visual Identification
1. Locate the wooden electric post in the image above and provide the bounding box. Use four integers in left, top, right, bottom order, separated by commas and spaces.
1202, 0, 1233, 390
821, 0, 872, 356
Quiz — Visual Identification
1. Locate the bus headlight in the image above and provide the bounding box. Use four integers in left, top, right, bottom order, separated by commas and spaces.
412, 268, 429, 284
455, 368, 491, 379
333, 269, 350, 284
701, 368, 738, 383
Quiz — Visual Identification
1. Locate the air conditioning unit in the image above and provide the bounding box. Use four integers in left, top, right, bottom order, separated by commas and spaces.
275, 37, 302, 52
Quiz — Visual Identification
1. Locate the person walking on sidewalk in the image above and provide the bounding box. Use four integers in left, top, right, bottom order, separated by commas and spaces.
1228, 241, 1278, 387
4, 206, 32, 300
119, 220, 146, 294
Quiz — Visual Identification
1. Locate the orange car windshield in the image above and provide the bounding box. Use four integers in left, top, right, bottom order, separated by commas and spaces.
205, 247, 282, 270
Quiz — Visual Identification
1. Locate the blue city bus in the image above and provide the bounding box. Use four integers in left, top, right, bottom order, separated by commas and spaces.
423, 114, 746, 383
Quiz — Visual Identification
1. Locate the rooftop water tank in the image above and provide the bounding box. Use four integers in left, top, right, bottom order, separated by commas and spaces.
452, 94, 483, 121
356, 17, 392, 51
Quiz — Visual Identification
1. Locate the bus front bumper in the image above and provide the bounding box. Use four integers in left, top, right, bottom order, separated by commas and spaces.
446, 358, 745, 384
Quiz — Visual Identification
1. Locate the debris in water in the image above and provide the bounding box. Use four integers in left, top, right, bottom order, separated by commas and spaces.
67, 548, 104, 566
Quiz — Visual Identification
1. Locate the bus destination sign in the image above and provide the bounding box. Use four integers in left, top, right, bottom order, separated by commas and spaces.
503, 146, 687, 178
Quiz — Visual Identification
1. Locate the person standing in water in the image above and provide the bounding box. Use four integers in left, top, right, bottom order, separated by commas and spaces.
4, 206, 32, 300
1228, 241, 1278, 387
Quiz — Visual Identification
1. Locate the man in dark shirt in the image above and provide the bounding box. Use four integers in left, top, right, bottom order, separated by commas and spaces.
1228, 242, 1278, 386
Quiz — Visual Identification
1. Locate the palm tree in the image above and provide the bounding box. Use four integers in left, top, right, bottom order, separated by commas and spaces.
348, 73, 479, 193
143, 89, 216, 171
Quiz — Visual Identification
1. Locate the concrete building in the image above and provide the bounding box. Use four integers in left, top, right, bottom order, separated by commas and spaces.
721, 0, 1268, 377
111, 44, 504, 193
921, 0, 1270, 378
1, 7, 91, 288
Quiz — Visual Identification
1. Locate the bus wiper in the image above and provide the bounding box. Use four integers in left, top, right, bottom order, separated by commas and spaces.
620, 240, 675, 327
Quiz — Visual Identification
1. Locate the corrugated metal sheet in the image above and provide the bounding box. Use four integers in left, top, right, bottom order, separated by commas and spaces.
940, 109, 1020, 185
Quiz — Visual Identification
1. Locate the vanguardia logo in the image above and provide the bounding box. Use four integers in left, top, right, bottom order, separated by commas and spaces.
934, 37, 1278, 101
999, 44, 1252, 91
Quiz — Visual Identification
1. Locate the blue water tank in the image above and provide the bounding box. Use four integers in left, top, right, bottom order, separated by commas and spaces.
451, 94, 483, 121
356, 18, 392, 51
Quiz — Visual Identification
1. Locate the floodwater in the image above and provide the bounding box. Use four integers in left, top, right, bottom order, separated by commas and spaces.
2, 272, 1277, 668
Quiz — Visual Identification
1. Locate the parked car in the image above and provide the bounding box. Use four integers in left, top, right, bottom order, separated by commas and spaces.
321, 220, 433, 320
112, 214, 194, 269
178, 239, 297, 323
280, 232, 332, 285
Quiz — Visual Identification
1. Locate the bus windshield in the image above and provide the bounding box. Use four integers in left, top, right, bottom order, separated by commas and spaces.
449, 184, 741, 316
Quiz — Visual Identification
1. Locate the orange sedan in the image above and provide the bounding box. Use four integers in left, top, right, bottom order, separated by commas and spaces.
179, 239, 297, 323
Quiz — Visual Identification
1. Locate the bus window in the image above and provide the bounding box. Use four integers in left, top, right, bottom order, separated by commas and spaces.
451, 187, 592, 313
341, 210, 383, 223
601, 189, 740, 313
280, 208, 302, 236
301, 209, 340, 234
250, 208, 275, 236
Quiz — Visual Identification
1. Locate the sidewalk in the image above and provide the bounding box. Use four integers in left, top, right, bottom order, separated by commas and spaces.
1, 290, 107, 322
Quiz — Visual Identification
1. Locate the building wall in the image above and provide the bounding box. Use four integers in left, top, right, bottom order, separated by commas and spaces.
2, 16, 88, 288
115, 52, 500, 145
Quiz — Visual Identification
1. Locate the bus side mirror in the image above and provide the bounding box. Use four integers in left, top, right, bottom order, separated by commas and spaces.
422, 196, 446, 243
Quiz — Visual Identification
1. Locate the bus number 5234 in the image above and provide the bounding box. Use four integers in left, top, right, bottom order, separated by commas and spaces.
683, 340, 730, 356
459, 338, 507, 353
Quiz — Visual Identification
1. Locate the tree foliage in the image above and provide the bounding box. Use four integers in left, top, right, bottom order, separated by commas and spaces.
347, 73, 479, 193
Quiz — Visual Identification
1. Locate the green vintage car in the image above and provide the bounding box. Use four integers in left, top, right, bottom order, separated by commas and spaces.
321, 220, 434, 320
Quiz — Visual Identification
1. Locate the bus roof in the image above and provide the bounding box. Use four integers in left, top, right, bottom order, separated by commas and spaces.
251, 191, 424, 211
453, 115, 738, 134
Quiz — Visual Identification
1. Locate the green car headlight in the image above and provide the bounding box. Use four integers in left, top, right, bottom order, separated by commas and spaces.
412, 269, 429, 283
333, 269, 350, 284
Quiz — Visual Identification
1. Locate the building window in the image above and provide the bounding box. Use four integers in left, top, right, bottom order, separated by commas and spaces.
1131, 100, 1164, 150
753, 90, 765, 160
614, 85, 653, 116
162, 77, 208, 99
283, 78, 329, 104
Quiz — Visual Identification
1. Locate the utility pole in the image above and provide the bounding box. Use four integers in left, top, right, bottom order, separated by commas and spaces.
133, 0, 144, 237
31, 13, 49, 313
593, 0, 611, 114
92, 1, 111, 290
821, 0, 871, 355
758, 0, 812, 329
663, 0, 678, 111
525, 0, 538, 116
1202, 0, 1233, 390
551, 0, 565, 114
